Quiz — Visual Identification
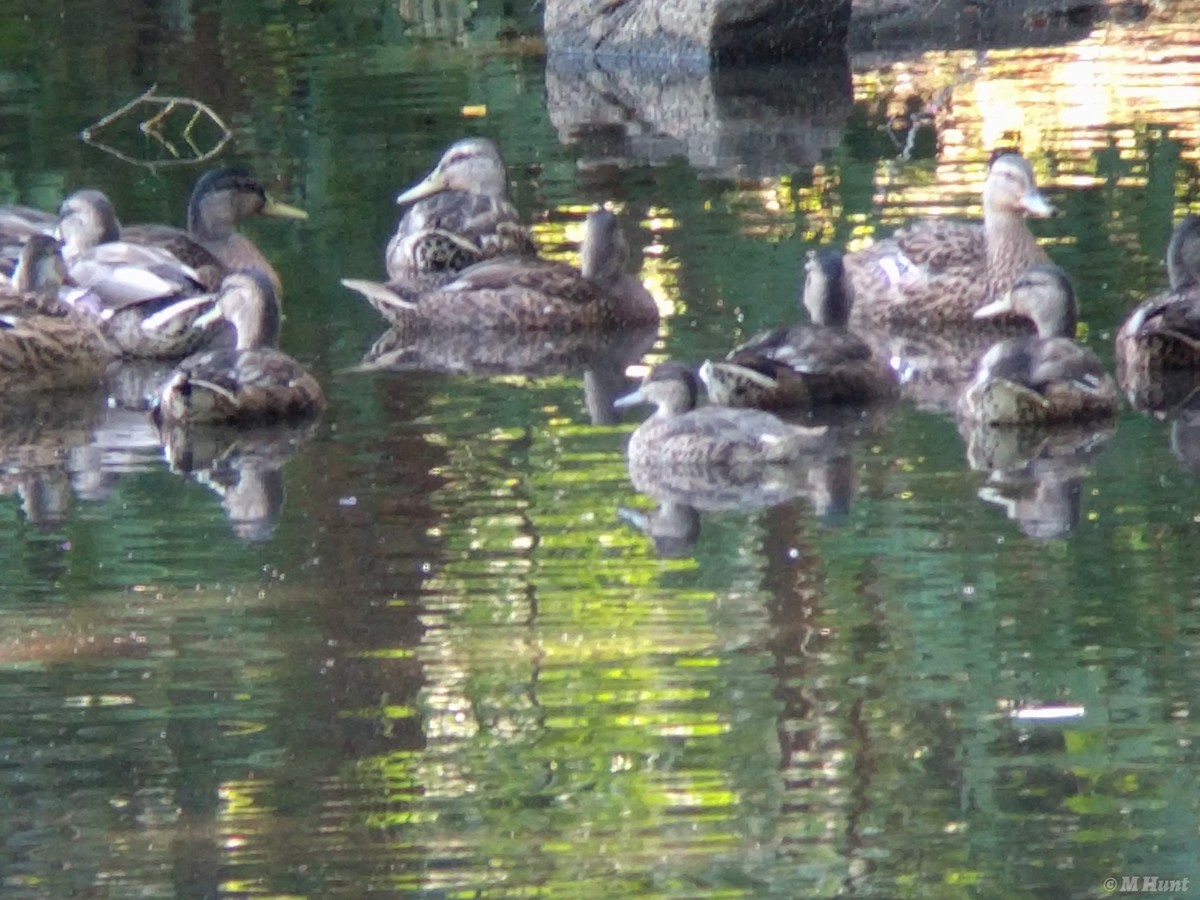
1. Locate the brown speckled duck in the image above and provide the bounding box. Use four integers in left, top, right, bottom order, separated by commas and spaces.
699, 249, 898, 410
614, 362, 825, 499
844, 152, 1056, 327
151, 271, 324, 426
343, 208, 658, 333
0, 234, 108, 391
386, 137, 536, 281
1116, 214, 1200, 373
958, 264, 1118, 425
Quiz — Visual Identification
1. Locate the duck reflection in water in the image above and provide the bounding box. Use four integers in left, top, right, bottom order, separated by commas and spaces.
1119, 367, 1200, 474
616, 363, 888, 555
354, 323, 659, 426
157, 420, 319, 541
0, 388, 107, 528
958, 418, 1115, 539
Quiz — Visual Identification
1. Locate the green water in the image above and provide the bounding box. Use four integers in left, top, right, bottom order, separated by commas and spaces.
0, 1, 1199, 897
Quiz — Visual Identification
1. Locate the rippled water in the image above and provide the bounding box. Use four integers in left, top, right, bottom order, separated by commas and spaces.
2, 0, 1200, 897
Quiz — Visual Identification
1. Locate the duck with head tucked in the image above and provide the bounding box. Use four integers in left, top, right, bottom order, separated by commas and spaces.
385, 137, 536, 283
699, 249, 898, 411
150, 270, 324, 427
0, 234, 108, 391
614, 361, 826, 502
343, 208, 658, 333
54, 188, 228, 359
958, 264, 1118, 425
1116, 214, 1200, 374
843, 152, 1056, 327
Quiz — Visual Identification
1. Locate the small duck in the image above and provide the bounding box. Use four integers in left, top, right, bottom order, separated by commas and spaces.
699, 249, 898, 410
843, 152, 1056, 326
959, 264, 1118, 425
0, 234, 108, 391
385, 137, 536, 280
123, 167, 308, 296
150, 271, 325, 426
614, 362, 824, 499
0, 204, 57, 278
1116, 214, 1200, 373
343, 208, 658, 333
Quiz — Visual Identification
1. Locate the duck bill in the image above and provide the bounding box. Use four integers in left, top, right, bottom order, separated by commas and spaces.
261, 197, 309, 221
613, 385, 648, 409
974, 293, 1016, 320
395, 172, 447, 206
1020, 190, 1056, 218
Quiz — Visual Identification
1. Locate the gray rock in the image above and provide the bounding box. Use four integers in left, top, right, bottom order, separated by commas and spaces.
543, 0, 850, 65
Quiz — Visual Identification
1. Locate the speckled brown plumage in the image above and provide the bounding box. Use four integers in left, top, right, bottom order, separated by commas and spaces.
701, 250, 898, 410
844, 153, 1055, 327
959, 265, 1118, 425
152, 271, 324, 427
1116, 215, 1200, 375
344, 209, 657, 333
385, 137, 536, 281
614, 362, 827, 504
0, 235, 108, 391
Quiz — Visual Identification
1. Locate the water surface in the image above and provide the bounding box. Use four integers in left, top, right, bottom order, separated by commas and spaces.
1, 1, 1199, 897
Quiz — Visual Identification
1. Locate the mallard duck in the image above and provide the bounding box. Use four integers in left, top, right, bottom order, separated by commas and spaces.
0, 204, 57, 279
343, 208, 658, 333
150, 270, 324, 426
386, 137, 536, 280
699, 249, 898, 410
1116, 214, 1200, 373
53, 188, 237, 359
958, 264, 1118, 424
843, 152, 1056, 326
614, 361, 826, 502
0, 234, 108, 391
123, 167, 307, 296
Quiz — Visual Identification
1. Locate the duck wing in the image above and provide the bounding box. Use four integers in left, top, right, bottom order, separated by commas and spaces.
121, 224, 226, 290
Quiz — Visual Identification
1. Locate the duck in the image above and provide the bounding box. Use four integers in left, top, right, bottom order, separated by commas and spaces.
1115, 214, 1200, 373
123, 167, 308, 296
150, 270, 324, 426
343, 208, 658, 333
699, 249, 898, 410
385, 137, 536, 282
958, 264, 1118, 425
614, 361, 825, 501
53, 189, 224, 360
0, 204, 58, 278
843, 152, 1056, 327
0, 234, 108, 391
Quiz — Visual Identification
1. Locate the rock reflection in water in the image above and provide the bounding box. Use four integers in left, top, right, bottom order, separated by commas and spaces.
546, 58, 853, 179
958, 418, 1116, 539
157, 420, 319, 541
